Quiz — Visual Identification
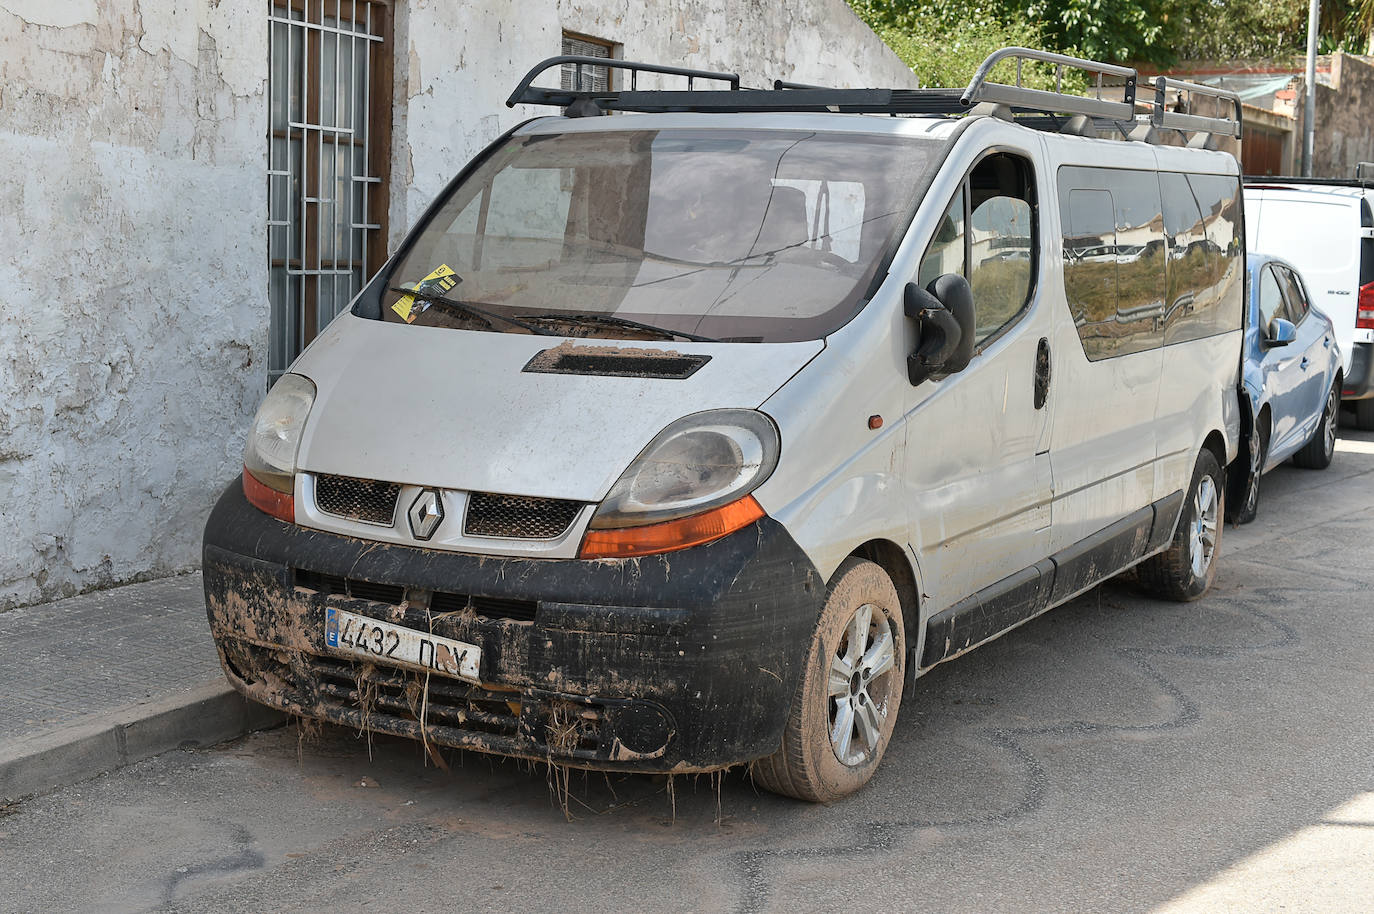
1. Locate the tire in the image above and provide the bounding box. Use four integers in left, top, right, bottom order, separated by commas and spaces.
752, 557, 905, 803
1293, 381, 1339, 469
1137, 449, 1224, 602
1228, 415, 1267, 525
1355, 397, 1374, 432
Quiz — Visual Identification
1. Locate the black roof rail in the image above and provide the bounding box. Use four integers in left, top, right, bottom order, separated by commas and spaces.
503, 48, 1243, 143
1243, 175, 1374, 189
506, 56, 741, 109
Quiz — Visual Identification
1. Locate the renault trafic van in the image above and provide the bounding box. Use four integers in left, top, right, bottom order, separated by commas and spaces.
204, 51, 1245, 801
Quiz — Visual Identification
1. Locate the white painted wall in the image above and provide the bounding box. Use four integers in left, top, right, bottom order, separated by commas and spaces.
0, 1, 268, 609
0, 0, 913, 610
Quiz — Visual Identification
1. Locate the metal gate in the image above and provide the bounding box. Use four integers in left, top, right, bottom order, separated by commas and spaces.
267, 0, 391, 382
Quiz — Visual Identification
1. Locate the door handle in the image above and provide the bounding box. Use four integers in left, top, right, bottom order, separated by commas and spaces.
1301, 356, 1310, 370
1034, 337, 1051, 409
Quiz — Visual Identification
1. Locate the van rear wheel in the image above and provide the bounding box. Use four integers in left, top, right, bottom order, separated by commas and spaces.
752, 558, 905, 803
1137, 449, 1224, 602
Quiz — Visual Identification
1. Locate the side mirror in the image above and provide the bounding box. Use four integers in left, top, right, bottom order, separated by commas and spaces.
904, 273, 976, 386
1264, 317, 1296, 348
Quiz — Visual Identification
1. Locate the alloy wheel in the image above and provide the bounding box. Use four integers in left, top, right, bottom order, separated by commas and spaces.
827, 602, 897, 767
1189, 475, 1219, 579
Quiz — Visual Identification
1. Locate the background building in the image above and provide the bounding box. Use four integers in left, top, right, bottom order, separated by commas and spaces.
0, 0, 916, 611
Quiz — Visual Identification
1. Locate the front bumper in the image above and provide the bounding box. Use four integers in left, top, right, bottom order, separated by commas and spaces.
1342, 341, 1374, 400
202, 479, 823, 773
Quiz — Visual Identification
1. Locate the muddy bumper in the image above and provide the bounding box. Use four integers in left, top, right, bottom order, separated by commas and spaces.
202, 480, 823, 773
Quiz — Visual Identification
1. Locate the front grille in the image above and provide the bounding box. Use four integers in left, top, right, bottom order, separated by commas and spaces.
295, 569, 406, 605
314, 474, 400, 526
430, 590, 539, 623
306, 655, 522, 739
225, 642, 612, 761
292, 568, 538, 622
464, 492, 583, 539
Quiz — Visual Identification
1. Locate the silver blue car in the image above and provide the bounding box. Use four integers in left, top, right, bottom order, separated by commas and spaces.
1230, 253, 1343, 523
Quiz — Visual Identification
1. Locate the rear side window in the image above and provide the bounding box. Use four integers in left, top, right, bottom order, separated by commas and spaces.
1164, 173, 1243, 345
1058, 166, 1165, 360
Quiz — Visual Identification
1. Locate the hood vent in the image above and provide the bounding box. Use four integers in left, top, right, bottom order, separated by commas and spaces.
523, 344, 710, 380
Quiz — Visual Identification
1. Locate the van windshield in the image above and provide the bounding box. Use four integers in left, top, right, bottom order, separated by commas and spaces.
375, 127, 941, 342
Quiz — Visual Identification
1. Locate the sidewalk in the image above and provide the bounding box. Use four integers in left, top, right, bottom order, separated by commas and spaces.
0, 573, 283, 802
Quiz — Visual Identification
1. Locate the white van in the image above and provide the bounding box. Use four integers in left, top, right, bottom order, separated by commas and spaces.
1243, 179, 1374, 427
204, 51, 1244, 801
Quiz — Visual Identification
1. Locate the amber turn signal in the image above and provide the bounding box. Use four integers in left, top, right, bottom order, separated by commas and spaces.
243, 466, 295, 523
579, 495, 765, 559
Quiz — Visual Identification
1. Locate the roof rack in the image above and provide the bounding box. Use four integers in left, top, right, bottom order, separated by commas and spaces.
962, 47, 1136, 120
504, 48, 1242, 142
1150, 77, 1243, 142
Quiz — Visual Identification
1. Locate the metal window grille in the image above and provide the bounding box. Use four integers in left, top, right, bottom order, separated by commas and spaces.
561, 33, 614, 92
267, 0, 391, 384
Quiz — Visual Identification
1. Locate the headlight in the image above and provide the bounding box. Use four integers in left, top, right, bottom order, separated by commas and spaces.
243, 373, 316, 494
589, 409, 780, 530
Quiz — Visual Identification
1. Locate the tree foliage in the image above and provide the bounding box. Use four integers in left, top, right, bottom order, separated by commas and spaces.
851, 0, 1374, 71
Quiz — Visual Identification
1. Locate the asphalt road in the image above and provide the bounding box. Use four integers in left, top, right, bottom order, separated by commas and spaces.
4, 432, 1374, 914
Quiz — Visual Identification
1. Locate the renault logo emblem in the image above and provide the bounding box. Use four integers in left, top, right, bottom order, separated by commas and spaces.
407, 489, 445, 540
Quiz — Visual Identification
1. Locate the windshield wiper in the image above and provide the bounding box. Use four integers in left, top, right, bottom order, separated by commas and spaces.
524, 312, 718, 343
388, 287, 555, 336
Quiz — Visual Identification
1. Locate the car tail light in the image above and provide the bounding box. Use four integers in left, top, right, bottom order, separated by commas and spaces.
1359, 282, 1374, 330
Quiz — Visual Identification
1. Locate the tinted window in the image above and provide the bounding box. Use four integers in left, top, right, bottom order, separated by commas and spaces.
1059, 167, 1164, 360
1160, 172, 1209, 338
1164, 173, 1243, 345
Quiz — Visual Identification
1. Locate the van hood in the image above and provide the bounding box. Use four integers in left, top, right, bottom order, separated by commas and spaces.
291, 314, 822, 502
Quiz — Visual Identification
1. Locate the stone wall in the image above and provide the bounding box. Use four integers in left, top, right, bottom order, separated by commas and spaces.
0, 0, 913, 610
1311, 53, 1374, 179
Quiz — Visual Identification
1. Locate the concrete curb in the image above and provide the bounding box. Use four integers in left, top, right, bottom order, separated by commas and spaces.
0, 682, 285, 803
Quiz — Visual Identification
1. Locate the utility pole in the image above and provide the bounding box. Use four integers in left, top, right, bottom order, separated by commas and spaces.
1303, 0, 1320, 176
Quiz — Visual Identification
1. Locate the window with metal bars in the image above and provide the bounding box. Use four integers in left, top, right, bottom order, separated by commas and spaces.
267, 0, 392, 383
560, 32, 616, 92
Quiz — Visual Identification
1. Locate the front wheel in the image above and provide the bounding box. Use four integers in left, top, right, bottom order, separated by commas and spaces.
752, 558, 905, 803
1293, 381, 1339, 469
1137, 449, 1224, 602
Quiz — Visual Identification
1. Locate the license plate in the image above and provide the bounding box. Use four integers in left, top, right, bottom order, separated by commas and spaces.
324, 607, 481, 683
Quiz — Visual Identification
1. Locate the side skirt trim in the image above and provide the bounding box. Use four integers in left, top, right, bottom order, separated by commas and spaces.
918, 491, 1183, 670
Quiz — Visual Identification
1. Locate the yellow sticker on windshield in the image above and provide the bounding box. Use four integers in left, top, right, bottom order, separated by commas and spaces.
392, 264, 459, 323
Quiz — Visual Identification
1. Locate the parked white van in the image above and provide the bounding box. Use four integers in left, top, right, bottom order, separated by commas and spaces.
1243, 178, 1374, 427
204, 50, 1245, 801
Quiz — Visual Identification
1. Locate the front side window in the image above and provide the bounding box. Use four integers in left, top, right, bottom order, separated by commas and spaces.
916, 153, 1036, 348
373, 129, 941, 342
1258, 265, 1285, 330
1276, 266, 1310, 322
